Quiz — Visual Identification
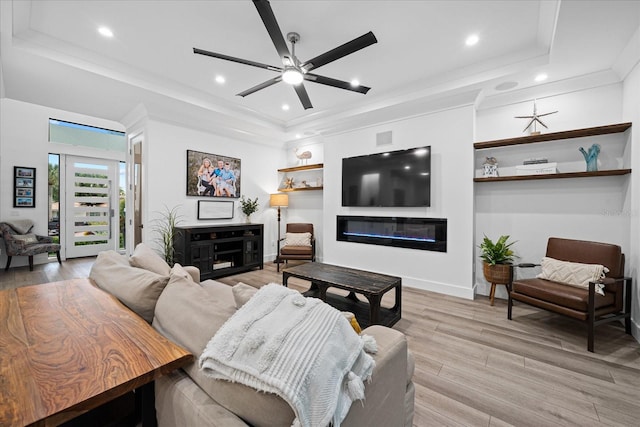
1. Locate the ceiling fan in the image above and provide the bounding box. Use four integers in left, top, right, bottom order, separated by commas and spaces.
193, 0, 377, 110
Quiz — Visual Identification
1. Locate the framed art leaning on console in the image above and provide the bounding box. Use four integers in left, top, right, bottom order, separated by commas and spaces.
14, 166, 36, 208
198, 200, 234, 220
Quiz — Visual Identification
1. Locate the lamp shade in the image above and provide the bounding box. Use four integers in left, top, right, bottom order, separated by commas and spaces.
270, 193, 289, 208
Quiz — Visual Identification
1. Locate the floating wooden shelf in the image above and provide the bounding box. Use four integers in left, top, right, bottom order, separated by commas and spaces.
474, 169, 632, 182
474, 122, 632, 149
279, 186, 324, 192
277, 163, 323, 173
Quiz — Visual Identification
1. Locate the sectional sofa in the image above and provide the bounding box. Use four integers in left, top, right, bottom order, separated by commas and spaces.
89, 244, 415, 426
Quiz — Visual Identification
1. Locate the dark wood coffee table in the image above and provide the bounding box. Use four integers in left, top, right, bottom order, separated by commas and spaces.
282, 262, 401, 328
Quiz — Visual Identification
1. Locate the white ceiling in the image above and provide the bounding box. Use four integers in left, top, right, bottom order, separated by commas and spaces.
1, 0, 638, 143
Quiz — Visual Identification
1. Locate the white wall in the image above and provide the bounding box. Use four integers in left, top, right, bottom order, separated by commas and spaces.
281, 139, 324, 260
0, 98, 125, 268
475, 84, 632, 301
141, 120, 283, 260
622, 61, 640, 339
322, 105, 476, 299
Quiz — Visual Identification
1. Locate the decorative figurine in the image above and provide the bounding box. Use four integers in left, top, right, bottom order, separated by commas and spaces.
579, 144, 601, 172
284, 177, 295, 189
515, 99, 558, 135
295, 148, 312, 165
483, 156, 499, 177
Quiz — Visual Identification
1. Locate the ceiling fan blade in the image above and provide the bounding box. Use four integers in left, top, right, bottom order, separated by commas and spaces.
301, 31, 377, 72
304, 73, 371, 94
237, 76, 282, 97
294, 84, 313, 110
193, 47, 282, 72
253, 0, 291, 62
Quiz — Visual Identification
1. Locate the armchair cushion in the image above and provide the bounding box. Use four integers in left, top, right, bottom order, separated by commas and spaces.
280, 245, 313, 256
283, 232, 312, 247
537, 257, 609, 289
512, 278, 615, 313
12, 233, 39, 244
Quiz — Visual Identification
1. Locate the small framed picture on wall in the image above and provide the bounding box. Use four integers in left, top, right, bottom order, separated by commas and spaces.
14, 166, 36, 208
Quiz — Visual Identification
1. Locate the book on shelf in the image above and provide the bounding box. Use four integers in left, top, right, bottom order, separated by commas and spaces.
522, 157, 549, 165
213, 261, 233, 270
515, 162, 557, 175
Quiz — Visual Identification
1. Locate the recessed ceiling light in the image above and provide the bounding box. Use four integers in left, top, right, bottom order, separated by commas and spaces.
404, 165, 411, 170
465, 34, 479, 46
215, 75, 225, 84
282, 104, 290, 111
535, 73, 548, 82
97, 26, 114, 38
350, 79, 360, 87
295, 134, 301, 139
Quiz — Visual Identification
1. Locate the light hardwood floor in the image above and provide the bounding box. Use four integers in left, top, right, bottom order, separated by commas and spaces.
2, 258, 639, 426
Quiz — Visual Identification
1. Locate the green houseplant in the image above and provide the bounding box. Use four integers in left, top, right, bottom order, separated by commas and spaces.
239, 196, 259, 223
479, 234, 516, 265
479, 235, 516, 304
152, 205, 183, 265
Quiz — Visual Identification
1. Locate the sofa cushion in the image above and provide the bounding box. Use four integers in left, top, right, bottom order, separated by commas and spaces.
283, 232, 311, 247
130, 242, 171, 276
90, 250, 169, 323
537, 256, 609, 289
155, 370, 247, 427
152, 276, 295, 427
231, 282, 258, 309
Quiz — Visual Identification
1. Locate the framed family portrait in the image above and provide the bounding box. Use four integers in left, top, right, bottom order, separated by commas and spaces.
186, 150, 241, 198
14, 166, 36, 208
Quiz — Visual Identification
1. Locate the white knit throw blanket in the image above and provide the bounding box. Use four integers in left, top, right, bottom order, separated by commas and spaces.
199, 283, 377, 427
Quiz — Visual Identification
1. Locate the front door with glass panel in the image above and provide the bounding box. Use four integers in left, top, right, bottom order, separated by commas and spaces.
64, 156, 118, 258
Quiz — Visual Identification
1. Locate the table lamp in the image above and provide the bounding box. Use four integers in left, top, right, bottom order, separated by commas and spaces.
270, 193, 289, 264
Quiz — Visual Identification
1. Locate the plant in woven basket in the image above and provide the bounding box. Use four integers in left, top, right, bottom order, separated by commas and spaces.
479, 235, 516, 285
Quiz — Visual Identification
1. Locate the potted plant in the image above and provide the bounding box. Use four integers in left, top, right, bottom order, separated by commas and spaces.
479, 234, 516, 285
239, 196, 259, 223
152, 205, 183, 265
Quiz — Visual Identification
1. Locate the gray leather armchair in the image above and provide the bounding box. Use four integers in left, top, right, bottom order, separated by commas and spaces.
0, 222, 61, 271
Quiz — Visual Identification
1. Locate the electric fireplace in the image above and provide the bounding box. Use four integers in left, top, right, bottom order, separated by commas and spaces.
336, 216, 447, 252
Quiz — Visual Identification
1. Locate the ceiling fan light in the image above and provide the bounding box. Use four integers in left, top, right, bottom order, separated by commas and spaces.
282, 68, 304, 85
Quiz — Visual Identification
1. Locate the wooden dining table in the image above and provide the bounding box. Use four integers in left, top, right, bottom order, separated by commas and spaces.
0, 278, 192, 427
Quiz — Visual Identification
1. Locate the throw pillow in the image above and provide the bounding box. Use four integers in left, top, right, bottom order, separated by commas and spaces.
13, 233, 38, 244
130, 242, 171, 276
284, 232, 312, 247
342, 311, 362, 334
5, 219, 34, 234
232, 282, 259, 308
90, 250, 170, 323
537, 257, 609, 289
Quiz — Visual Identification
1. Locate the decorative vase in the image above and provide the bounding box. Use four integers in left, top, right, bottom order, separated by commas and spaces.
482, 157, 498, 177
579, 144, 600, 172
245, 215, 251, 224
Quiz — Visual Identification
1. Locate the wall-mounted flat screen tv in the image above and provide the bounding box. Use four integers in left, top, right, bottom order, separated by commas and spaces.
342, 146, 431, 207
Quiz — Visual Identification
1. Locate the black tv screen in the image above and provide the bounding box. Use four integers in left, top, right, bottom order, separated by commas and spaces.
342, 146, 431, 207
